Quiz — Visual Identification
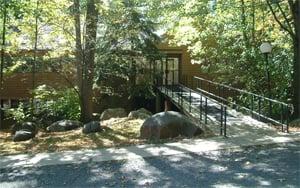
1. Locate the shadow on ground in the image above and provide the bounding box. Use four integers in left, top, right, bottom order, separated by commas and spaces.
0, 142, 299, 188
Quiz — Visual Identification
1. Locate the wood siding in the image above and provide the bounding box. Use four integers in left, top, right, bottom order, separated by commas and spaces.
2, 43, 206, 100
1, 72, 74, 99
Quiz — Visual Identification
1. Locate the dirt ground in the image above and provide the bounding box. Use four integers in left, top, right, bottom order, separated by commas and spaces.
0, 117, 210, 156
0, 118, 145, 156
2, 117, 297, 156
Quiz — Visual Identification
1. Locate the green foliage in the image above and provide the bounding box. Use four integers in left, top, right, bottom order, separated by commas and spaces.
95, 0, 161, 99
160, 0, 293, 103
130, 77, 155, 99
34, 85, 81, 121
1, 0, 296, 120
5, 85, 80, 129
6, 103, 31, 124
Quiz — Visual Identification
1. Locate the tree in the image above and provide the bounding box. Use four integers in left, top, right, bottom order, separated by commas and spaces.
150, 0, 293, 118
31, 0, 39, 112
267, 0, 300, 119
74, 0, 98, 122
73, 0, 84, 121
95, 0, 161, 99
0, 0, 28, 126
0, 0, 7, 127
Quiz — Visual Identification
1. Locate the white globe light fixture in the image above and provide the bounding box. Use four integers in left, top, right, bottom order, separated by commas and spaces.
259, 42, 272, 54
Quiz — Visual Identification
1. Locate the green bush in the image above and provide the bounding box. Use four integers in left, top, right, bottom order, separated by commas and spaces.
34, 85, 81, 121
6, 85, 81, 129
6, 103, 31, 124
129, 78, 155, 99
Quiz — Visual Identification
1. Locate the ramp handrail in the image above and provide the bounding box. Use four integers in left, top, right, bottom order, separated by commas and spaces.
192, 76, 291, 132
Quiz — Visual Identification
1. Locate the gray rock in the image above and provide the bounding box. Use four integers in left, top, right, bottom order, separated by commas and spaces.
82, 121, 102, 134
100, 108, 127, 121
47, 120, 83, 132
11, 122, 37, 135
128, 108, 152, 119
140, 111, 203, 140
13, 130, 35, 142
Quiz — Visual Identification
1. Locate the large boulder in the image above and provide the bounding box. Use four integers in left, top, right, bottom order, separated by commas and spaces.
100, 108, 127, 121
47, 120, 83, 132
13, 130, 35, 142
128, 108, 152, 120
140, 111, 203, 139
82, 121, 102, 134
11, 122, 37, 135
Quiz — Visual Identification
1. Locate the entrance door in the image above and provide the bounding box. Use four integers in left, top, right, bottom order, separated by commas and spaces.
164, 57, 179, 85
155, 55, 180, 86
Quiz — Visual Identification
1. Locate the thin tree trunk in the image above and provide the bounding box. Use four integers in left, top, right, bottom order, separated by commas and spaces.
31, 0, 39, 113
240, 0, 249, 46
251, 0, 255, 43
0, 0, 7, 127
81, 0, 98, 122
129, 41, 137, 93
73, 0, 85, 121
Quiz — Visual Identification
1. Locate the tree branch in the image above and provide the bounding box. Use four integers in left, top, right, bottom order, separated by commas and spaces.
288, 0, 297, 30
266, 0, 295, 38
276, 1, 295, 36
49, 59, 80, 97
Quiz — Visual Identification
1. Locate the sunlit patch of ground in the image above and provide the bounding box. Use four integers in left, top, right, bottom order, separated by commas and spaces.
271, 121, 300, 132
0, 117, 210, 156
287, 127, 300, 132
288, 119, 300, 132
0, 118, 144, 156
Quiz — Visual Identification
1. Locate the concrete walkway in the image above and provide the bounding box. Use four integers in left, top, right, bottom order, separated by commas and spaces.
1, 130, 299, 170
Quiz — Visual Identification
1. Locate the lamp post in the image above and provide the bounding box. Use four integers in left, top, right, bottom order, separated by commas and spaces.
260, 42, 272, 116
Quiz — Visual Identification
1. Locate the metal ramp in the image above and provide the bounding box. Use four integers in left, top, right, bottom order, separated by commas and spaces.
155, 75, 291, 138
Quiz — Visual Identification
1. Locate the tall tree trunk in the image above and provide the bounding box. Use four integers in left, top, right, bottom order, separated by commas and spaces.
240, 0, 249, 47
268, 0, 300, 119
0, 0, 7, 127
31, 0, 39, 113
292, 36, 300, 118
81, 0, 98, 122
73, 0, 85, 121
291, 0, 300, 118
251, 0, 255, 43
129, 40, 137, 97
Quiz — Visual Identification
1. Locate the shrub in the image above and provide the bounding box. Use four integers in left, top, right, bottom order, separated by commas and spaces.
6, 103, 31, 124
34, 85, 81, 121
130, 77, 155, 99
6, 85, 81, 130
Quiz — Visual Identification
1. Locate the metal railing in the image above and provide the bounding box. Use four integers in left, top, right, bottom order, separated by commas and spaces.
180, 83, 228, 137
153, 67, 292, 135
192, 76, 291, 132
154, 70, 228, 137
